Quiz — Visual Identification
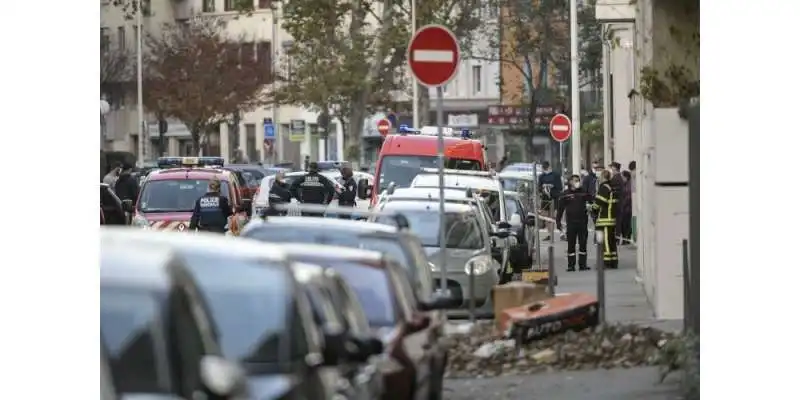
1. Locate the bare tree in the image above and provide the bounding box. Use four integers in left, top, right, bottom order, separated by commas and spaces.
143, 17, 275, 155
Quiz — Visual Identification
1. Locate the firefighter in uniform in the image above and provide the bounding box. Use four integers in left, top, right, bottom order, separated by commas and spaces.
189, 177, 232, 233
289, 161, 336, 217
336, 165, 358, 219
556, 175, 593, 271
592, 170, 619, 269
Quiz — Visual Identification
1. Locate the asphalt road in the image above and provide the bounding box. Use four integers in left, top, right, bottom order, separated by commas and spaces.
444, 366, 683, 400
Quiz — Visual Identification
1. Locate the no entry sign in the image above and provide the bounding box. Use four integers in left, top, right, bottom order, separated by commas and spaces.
407, 25, 461, 87
377, 119, 391, 136
549, 113, 572, 142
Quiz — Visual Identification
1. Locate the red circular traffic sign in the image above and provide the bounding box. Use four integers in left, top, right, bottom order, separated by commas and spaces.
377, 119, 391, 136
549, 113, 572, 142
407, 25, 461, 87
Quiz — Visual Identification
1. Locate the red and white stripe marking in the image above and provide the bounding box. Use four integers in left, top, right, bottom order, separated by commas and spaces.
412, 50, 455, 63
149, 220, 191, 231
551, 124, 570, 132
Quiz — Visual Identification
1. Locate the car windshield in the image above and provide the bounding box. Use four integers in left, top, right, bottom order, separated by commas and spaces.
378, 155, 481, 191
325, 260, 397, 327
137, 179, 230, 213
182, 253, 289, 365
377, 208, 484, 249
101, 286, 171, 394
243, 228, 411, 268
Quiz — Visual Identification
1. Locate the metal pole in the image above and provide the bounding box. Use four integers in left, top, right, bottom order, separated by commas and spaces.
468, 261, 476, 323
595, 231, 606, 324
274, 10, 283, 163
136, 0, 145, 166
548, 199, 556, 293
601, 34, 612, 166
682, 238, 690, 334
411, 0, 419, 129
437, 86, 448, 295
532, 162, 541, 268
559, 142, 565, 174
569, 0, 581, 174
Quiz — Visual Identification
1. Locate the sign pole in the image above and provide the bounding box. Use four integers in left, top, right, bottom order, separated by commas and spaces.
559, 142, 564, 173
569, 0, 582, 174
436, 85, 448, 295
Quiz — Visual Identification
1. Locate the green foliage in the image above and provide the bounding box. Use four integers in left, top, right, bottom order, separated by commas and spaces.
277, 0, 482, 144
108, 0, 152, 20
581, 118, 602, 142
654, 332, 699, 400
578, 0, 602, 77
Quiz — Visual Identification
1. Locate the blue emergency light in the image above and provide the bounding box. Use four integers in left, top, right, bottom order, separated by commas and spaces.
397, 124, 420, 134
460, 129, 472, 139
156, 156, 225, 168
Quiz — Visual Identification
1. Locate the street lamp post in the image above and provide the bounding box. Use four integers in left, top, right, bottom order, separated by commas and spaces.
569, 0, 581, 173
136, 0, 145, 166
411, 0, 418, 128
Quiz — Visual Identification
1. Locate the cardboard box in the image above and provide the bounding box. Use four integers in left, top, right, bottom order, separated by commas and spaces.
491, 281, 550, 332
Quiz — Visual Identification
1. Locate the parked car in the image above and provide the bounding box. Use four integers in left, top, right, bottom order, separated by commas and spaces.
270, 243, 458, 400
223, 164, 268, 201
372, 200, 509, 318
106, 228, 378, 399
100, 229, 249, 400
290, 262, 385, 400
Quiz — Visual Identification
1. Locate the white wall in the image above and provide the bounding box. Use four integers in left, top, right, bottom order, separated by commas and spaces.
608, 26, 635, 166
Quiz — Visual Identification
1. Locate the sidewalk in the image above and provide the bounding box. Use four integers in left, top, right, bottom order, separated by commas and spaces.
443, 237, 685, 400
542, 236, 682, 332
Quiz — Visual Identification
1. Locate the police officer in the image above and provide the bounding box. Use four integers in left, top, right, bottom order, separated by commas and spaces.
556, 175, 593, 271
189, 177, 232, 233
592, 170, 619, 269
264, 171, 292, 217
289, 161, 335, 217
337, 165, 358, 219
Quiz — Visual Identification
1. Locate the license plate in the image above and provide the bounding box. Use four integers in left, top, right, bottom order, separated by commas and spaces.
522, 271, 549, 283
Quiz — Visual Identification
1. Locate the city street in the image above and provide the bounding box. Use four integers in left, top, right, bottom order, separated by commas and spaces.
444, 234, 684, 399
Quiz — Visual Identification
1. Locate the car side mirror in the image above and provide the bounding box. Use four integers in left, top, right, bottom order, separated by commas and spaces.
199, 355, 245, 396
491, 229, 511, 239
525, 212, 537, 226
344, 335, 384, 363
357, 179, 369, 199
496, 221, 512, 230
121, 199, 133, 212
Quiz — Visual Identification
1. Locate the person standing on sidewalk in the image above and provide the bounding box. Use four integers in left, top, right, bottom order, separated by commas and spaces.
557, 175, 593, 271
619, 170, 633, 244
592, 170, 619, 269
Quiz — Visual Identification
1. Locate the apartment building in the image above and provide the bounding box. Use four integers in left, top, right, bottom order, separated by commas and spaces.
100, 0, 337, 167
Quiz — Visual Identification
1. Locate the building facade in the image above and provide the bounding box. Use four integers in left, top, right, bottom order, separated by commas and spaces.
100, 0, 341, 167
596, 0, 699, 320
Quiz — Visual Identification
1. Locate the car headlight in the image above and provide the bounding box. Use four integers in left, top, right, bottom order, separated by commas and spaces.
132, 215, 150, 229
465, 257, 492, 275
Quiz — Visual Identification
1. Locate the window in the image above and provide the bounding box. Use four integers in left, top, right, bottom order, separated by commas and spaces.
376, 208, 485, 249
258, 0, 272, 8
101, 27, 110, 53
472, 65, 482, 94
133, 25, 140, 49
241, 42, 255, 63
224, 0, 236, 11
257, 41, 273, 82
224, 42, 240, 66
245, 124, 257, 162
181, 253, 291, 364
117, 26, 126, 51
202, 0, 215, 12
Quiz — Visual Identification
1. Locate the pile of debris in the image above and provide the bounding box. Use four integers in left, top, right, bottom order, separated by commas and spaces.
444, 322, 677, 378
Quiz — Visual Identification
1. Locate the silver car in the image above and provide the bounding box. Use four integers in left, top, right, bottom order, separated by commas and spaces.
373, 200, 504, 318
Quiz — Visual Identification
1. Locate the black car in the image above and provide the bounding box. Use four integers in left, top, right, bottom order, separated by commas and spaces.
290, 262, 385, 400
270, 244, 458, 400
113, 229, 371, 399
100, 229, 249, 399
